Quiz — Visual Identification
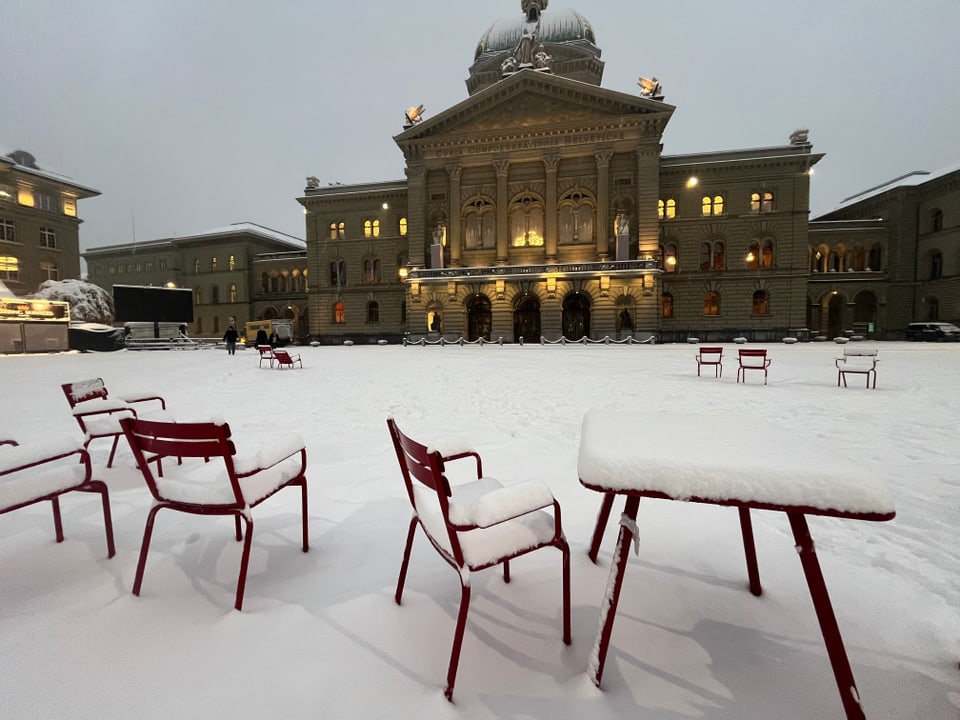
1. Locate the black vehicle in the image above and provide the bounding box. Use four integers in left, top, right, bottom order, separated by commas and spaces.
905, 322, 960, 341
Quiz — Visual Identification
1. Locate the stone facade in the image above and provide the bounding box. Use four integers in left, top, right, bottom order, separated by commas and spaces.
0, 151, 99, 297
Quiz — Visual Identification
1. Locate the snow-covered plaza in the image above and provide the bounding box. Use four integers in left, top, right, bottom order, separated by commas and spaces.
0, 342, 957, 719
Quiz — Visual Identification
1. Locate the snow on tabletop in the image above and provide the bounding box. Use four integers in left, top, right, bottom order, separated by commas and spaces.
578, 410, 895, 515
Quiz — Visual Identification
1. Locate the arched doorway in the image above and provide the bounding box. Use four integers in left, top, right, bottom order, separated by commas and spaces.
853, 291, 877, 331
513, 293, 540, 343
615, 295, 636, 339
467, 294, 492, 341
827, 293, 845, 338
562, 293, 591, 340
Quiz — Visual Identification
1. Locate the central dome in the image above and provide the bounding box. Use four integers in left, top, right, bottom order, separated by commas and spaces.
475, 8, 597, 60
467, 4, 604, 95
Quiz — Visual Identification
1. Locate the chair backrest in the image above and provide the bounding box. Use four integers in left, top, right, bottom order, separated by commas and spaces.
699, 347, 723, 359
62, 378, 108, 409
120, 417, 243, 506
386, 418, 464, 564
257, 345, 273, 357
843, 348, 877, 358
274, 349, 296, 364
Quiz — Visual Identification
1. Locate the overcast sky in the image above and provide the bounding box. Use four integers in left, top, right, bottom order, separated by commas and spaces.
2, 0, 958, 257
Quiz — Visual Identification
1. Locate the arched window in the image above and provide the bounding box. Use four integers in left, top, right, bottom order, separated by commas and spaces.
700, 241, 725, 271
662, 292, 674, 318
399, 217, 408, 236
701, 195, 724, 217
366, 301, 379, 323
761, 239, 773, 268
658, 198, 677, 220
930, 209, 943, 233
229, 255, 236, 271
333, 302, 345, 324
558, 189, 595, 245
752, 290, 769, 315
751, 191, 774, 213
329, 222, 345, 240
363, 219, 380, 238
850, 245, 867, 271
868, 243, 882, 271
748, 239, 774, 269
194, 258, 200, 274
211, 257, 217, 272
229, 284, 237, 303
195, 288, 202, 305
510, 194, 544, 247
464, 198, 496, 249
703, 290, 720, 316
363, 258, 381, 284
330, 260, 346, 286
660, 242, 678, 273
302, 268, 309, 292
930, 251, 943, 280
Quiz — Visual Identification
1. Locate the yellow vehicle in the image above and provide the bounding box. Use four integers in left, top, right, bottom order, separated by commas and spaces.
244, 320, 293, 346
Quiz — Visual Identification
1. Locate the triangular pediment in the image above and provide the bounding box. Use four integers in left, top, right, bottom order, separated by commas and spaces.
395, 70, 674, 147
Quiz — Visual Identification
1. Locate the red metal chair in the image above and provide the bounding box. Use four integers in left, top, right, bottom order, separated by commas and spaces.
386, 417, 570, 700
256, 345, 276, 368
272, 349, 302, 369
120, 417, 309, 610
0, 437, 115, 558
61, 378, 167, 467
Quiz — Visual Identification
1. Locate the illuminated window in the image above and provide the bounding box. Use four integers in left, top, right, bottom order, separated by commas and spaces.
658, 198, 677, 220
17, 189, 34, 206
366, 301, 379, 323
701, 195, 724, 217
211, 257, 217, 272
329, 260, 346, 286
329, 221, 345, 240
362, 258, 381, 284
0, 219, 15, 243
229, 284, 237, 303
63, 197, 77, 217
752, 290, 769, 315
399, 217, 408, 236
40, 261, 60, 281
662, 292, 673, 318
747, 239, 774, 269
363, 219, 381, 238
660, 242, 678, 273
302, 268, 309, 292
510, 194, 544, 247
195, 288, 202, 305
0, 185, 13, 201
751, 192, 774, 213
334, 302, 345, 324
703, 290, 720, 316
0, 255, 19, 280
229, 255, 236, 271
39, 227, 56, 248
558, 190, 595, 245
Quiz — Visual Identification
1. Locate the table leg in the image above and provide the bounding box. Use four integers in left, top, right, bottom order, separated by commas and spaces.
788, 512, 866, 720
588, 492, 616, 563
738, 507, 762, 596
589, 495, 640, 687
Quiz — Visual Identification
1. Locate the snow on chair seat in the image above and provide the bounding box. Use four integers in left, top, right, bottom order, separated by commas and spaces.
256, 345, 275, 368
836, 348, 878, 389
120, 417, 309, 611
386, 417, 570, 701
0, 437, 116, 559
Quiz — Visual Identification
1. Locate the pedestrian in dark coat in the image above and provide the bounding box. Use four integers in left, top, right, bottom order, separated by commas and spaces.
223, 326, 239, 355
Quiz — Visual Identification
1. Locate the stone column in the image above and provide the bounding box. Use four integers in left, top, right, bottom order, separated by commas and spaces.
446, 163, 462, 267
636, 145, 661, 257
493, 158, 510, 264
405, 163, 426, 268
595, 150, 613, 260
543, 154, 560, 262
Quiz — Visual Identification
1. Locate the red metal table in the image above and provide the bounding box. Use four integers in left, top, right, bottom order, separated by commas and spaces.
578, 410, 895, 720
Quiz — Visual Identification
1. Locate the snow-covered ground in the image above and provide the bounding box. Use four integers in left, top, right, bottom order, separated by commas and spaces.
1, 342, 957, 719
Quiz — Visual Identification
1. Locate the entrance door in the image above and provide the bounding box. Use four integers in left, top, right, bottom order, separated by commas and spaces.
827, 294, 845, 338
467, 294, 492, 341
562, 293, 591, 341
513, 294, 541, 343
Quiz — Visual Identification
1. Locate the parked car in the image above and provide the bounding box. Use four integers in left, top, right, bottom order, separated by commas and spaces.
905, 322, 960, 341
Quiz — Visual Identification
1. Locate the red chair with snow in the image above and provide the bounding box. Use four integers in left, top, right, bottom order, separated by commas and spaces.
0, 437, 115, 558
120, 417, 309, 610
386, 417, 571, 700
272, 349, 302, 369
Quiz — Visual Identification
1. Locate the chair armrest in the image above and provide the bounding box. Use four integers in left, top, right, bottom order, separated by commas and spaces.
0, 439, 18, 447
233, 433, 306, 476
448, 479, 556, 529
441, 450, 483, 479
0, 438, 88, 477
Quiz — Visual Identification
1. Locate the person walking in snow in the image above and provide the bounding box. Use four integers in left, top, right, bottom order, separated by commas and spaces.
223, 325, 239, 355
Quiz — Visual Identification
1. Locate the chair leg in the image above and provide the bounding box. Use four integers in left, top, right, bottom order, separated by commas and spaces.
738, 507, 762, 596
51, 496, 64, 543
234, 515, 243, 541
106, 435, 120, 468
300, 479, 309, 552
502, 559, 510, 583
133, 504, 164, 596
788, 512, 865, 720
395, 516, 418, 605
84, 481, 117, 558
445, 583, 472, 702
560, 536, 572, 645
235, 515, 254, 611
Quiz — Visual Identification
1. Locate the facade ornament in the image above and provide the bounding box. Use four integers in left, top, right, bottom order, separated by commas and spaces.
637, 77, 663, 100
790, 129, 810, 145
492, 158, 511, 177
403, 104, 425, 128
594, 150, 614, 168
305, 176, 320, 189
500, 5, 552, 78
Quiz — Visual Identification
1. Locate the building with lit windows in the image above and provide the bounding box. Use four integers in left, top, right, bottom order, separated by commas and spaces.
0, 150, 100, 296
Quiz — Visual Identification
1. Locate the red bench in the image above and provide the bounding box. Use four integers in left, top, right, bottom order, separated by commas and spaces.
737, 349, 771, 385
695, 346, 723, 377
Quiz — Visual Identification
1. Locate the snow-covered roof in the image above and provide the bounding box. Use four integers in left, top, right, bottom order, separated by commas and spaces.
829, 160, 960, 212
0, 149, 100, 196
181, 222, 305, 249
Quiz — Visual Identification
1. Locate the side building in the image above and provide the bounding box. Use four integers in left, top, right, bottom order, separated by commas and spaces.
0, 150, 100, 295
83, 223, 307, 339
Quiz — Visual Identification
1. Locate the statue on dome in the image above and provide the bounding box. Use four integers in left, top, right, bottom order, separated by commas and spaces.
500, 5, 553, 78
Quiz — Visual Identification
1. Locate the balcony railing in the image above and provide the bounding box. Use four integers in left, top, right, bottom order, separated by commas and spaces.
409, 259, 660, 281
